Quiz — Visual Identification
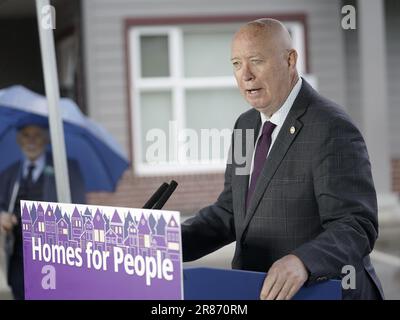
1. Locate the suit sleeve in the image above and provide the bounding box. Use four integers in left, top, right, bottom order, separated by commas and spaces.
181, 129, 237, 262
0, 170, 10, 212
68, 160, 87, 205
0, 166, 15, 212
292, 115, 378, 284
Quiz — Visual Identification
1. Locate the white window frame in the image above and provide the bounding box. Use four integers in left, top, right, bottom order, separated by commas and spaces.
128, 22, 308, 176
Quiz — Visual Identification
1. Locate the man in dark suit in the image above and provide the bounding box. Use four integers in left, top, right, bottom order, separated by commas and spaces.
182, 18, 384, 300
0, 116, 86, 299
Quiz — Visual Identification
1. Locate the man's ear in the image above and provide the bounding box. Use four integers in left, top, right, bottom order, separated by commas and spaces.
288, 49, 298, 69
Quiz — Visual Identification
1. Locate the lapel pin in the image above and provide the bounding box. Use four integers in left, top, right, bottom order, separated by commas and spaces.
290, 126, 296, 134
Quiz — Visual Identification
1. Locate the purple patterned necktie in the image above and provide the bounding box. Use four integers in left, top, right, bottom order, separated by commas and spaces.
246, 121, 276, 209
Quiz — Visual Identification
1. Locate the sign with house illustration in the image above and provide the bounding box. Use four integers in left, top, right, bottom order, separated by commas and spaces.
20, 200, 183, 299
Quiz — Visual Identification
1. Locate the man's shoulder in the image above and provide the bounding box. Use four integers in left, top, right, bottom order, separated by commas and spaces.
302, 94, 364, 143
235, 108, 259, 128
0, 161, 21, 178
305, 93, 356, 128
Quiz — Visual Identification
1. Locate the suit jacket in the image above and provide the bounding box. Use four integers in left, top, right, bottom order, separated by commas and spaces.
0, 154, 86, 258
182, 79, 384, 299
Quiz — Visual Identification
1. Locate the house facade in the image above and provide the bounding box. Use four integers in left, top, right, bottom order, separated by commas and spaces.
0, 0, 399, 217
79, 0, 400, 218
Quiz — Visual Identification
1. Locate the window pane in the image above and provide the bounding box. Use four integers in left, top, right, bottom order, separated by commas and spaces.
183, 31, 233, 77
140, 35, 169, 78
140, 91, 172, 163
185, 89, 249, 161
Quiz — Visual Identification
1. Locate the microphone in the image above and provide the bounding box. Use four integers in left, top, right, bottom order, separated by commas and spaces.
142, 182, 169, 209
152, 180, 178, 210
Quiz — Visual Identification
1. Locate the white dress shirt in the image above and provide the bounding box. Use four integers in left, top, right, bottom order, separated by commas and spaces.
22, 153, 46, 183
249, 78, 302, 184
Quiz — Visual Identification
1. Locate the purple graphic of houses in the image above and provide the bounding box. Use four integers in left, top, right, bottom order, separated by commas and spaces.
80, 216, 94, 251
57, 217, 69, 247
110, 210, 123, 245
21, 203, 32, 242
124, 212, 138, 256
152, 215, 167, 259
71, 207, 83, 244
105, 228, 118, 252
124, 211, 133, 236
33, 204, 45, 244
148, 213, 156, 234
166, 215, 180, 261
30, 203, 37, 223
138, 213, 151, 257
93, 208, 105, 251
54, 205, 62, 222
22, 201, 181, 270
44, 205, 56, 246
82, 207, 92, 224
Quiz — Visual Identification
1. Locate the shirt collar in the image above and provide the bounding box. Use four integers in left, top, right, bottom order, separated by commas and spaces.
23, 153, 46, 181
260, 77, 302, 126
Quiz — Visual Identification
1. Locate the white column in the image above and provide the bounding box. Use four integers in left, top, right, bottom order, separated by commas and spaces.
36, 0, 71, 203
358, 0, 399, 221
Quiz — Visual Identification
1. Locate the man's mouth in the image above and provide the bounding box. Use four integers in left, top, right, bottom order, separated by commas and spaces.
246, 88, 262, 95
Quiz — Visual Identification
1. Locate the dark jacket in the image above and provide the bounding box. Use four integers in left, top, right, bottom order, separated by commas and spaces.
0, 154, 86, 259
182, 79, 384, 299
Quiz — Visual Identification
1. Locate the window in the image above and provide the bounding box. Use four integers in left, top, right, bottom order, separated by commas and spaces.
128, 19, 310, 176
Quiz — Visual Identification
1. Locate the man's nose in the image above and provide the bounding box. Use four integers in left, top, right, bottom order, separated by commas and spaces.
25, 136, 38, 144
242, 64, 255, 82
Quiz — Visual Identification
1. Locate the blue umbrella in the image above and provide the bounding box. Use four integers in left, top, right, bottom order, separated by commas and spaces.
0, 85, 130, 192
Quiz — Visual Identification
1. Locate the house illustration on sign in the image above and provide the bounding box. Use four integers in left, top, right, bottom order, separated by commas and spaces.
22, 202, 180, 261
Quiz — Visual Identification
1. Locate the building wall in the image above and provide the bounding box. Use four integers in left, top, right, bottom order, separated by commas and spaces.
82, 0, 349, 213
343, 0, 400, 195
386, 0, 400, 158
393, 160, 400, 194
386, 0, 400, 195
343, 0, 362, 131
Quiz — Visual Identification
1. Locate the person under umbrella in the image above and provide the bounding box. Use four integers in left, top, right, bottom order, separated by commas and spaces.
0, 85, 129, 193
0, 115, 86, 300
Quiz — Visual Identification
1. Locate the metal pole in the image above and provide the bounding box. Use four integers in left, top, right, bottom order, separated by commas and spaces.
35, 0, 71, 203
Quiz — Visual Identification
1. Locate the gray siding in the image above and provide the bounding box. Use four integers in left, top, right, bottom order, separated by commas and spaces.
82, 0, 346, 156
386, 0, 400, 156
343, 0, 362, 131
344, 0, 400, 157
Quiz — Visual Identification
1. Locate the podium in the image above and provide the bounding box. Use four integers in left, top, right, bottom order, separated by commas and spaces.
184, 267, 342, 300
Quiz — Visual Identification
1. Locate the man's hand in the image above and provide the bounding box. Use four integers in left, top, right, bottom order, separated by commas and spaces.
0, 212, 18, 233
260, 254, 308, 300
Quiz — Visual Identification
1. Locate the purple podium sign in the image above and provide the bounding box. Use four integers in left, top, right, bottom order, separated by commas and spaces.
20, 200, 183, 300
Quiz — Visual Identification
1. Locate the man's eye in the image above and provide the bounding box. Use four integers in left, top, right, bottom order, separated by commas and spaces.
251, 59, 262, 64
232, 61, 240, 68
